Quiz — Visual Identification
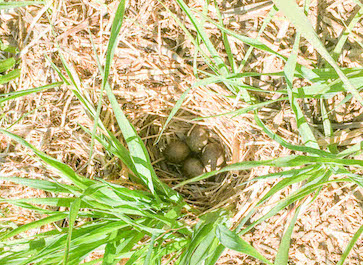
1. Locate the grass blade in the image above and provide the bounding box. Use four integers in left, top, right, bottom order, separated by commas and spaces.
216, 224, 273, 265
274, 206, 301, 265
337, 225, 363, 265
0, 129, 89, 189
101, 0, 159, 197
332, 6, 362, 61
0, 1, 43, 9
0, 69, 20, 84
62, 198, 81, 265
272, 0, 363, 106
0, 57, 16, 72
173, 155, 363, 188
0, 213, 68, 241
0, 82, 63, 104
284, 32, 319, 149
0, 176, 74, 193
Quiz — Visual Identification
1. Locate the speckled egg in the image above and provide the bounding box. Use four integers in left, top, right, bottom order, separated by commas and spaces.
164, 140, 190, 163
183, 157, 205, 177
201, 143, 225, 171
186, 126, 209, 153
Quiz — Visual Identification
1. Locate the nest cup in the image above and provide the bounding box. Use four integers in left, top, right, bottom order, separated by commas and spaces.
137, 113, 234, 210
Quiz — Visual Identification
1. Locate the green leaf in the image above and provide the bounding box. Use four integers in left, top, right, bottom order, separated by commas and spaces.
0, 82, 63, 104
173, 155, 363, 188
0, 1, 43, 10
0, 176, 74, 193
63, 198, 81, 265
0, 57, 16, 72
274, 206, 301, 265
337, 225, 363, 265
0, 213, 68, 241
216, 224, 273, 265
0, 69, 20, 84
0, 129, 90, 189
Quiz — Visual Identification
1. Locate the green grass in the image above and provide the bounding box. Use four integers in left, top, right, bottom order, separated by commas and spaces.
1, 0, 363, 264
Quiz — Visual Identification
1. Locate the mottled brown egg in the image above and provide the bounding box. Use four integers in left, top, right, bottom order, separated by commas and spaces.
164, 140, 190, 163
183, 157, 205, 177
201, 143, 225, 172
186, 126, 209, 153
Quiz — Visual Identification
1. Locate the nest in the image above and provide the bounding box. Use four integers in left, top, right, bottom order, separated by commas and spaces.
138, 112, 235, 210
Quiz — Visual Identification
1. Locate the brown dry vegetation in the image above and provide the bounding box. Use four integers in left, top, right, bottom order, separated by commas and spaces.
1, 0, 363, 264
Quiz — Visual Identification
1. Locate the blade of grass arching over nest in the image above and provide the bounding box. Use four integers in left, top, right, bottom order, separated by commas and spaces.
173, 154, 363, 188
216, 224, 273, 265
272, 0, 363, 107
0, 69, 20, 84
284, 32, 319, 149
332, 5, 362, 61
337, 225, 363, 265
240, 164, 321, 188
0, 1, 43, 9
63, 198, 81, 265
256, 165, 325, 209
0, 82, 63, 104
274, 205, 301, 265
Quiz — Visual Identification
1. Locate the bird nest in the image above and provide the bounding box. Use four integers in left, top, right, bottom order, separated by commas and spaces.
135, 111, 240, 211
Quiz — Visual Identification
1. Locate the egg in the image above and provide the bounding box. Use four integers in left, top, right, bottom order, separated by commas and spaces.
163, 140, 190, 163
183, 157, 205, 177
186, 126, 209, 153
201, 143, 225, 172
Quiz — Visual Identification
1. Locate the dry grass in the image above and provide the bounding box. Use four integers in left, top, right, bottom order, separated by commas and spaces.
1, 0, 363, 264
